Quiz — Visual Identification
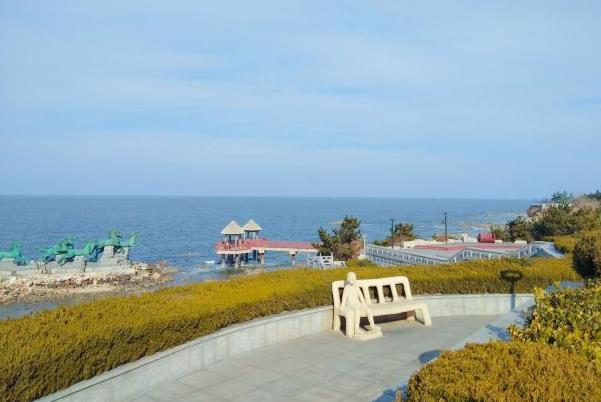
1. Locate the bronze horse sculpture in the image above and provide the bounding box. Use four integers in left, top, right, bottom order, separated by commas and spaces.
55, 241, 102, 266
48, 231, 139, 265
0, 242, 24, 262
41, 237, 75, 262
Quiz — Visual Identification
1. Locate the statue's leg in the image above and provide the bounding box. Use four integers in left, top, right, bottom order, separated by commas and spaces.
344, 311, 355, 338
354, 310, 362, 335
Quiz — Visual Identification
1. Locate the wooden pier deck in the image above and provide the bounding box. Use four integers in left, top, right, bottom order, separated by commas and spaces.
215, 239, 317, 266
215, 239, 317, 254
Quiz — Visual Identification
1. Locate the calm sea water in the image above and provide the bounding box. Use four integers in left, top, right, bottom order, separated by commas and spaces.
0, 196, 528, 319
0, 196, 528, 279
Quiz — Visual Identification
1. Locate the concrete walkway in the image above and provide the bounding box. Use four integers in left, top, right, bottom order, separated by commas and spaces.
136, 315, 499, 402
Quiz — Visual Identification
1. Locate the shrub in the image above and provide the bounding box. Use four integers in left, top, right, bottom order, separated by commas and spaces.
510, 281, 601, 362
573, 231, 601, 278
0, 258, 581, 401
346, 258, 374, 267
405, 342, 601, 402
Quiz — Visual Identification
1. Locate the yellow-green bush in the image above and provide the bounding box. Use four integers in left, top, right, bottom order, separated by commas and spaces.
510, 281, 601, 362
545, 235, 578, 254
405, 342, 601, 402
0, 258, 581, 401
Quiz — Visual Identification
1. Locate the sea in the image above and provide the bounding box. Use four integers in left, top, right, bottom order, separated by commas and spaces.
0, 196, 528, 318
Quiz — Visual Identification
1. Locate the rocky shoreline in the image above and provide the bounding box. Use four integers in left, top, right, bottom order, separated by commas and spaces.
0, 261, 176, 305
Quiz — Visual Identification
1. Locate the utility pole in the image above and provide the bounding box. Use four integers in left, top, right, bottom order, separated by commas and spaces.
389, 218, 395, 247
439, 212, 449, 244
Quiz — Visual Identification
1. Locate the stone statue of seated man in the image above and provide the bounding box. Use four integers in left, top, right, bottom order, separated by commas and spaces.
340, 272, 382, 340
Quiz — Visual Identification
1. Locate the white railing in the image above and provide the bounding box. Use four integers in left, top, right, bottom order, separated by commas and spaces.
307, 254, 346, 269
365, 242, 562, 266
365, 244, 449, 266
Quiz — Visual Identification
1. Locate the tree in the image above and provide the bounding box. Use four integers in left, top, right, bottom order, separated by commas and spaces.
393, 223, 417, 242
530, 205, 601, 239
587, 190, 601, 200
573, 231, 601, 278
507, 190, 601, 242
313, 216, 362, 260
374, 222, 417, 247
314, 228, 336, 256
333, 216, 361, 244
489, 225, 508, 242
551, 190, 573, 207
506, 217, 531, 242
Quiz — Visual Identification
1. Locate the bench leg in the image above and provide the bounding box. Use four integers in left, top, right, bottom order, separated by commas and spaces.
416, 306, 432, 326
333, 314, 341, 332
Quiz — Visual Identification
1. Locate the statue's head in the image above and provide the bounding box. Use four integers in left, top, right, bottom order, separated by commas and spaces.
346, 271, 357, 285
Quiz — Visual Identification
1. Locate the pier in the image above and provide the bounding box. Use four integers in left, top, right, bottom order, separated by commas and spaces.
215, 220, 317, 267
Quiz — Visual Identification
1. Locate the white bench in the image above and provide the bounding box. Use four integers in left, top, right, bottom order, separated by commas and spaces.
332, 275, 432, 332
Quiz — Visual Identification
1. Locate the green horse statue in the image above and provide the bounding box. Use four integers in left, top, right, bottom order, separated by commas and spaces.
0, 242, 24, 262
41, 236, 75, 262
121, 233, 139, 249
97, 230, 123, 248
40, 231, 139, 264
56, 241, 101, 266
97, 230, 138, 254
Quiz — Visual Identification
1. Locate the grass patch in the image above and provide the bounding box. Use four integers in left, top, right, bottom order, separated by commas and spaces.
545, 235, 578, 254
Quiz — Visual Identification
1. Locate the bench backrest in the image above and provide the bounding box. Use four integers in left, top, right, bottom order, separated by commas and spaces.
332, 276, 413, 311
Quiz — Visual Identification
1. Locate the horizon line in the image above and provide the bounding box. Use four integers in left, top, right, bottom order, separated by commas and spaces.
0, 193, 535, 201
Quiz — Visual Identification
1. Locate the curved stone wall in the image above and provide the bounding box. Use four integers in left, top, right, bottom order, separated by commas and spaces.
39, 293, 533, 402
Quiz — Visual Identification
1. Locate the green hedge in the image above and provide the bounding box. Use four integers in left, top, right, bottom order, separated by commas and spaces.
0, 258, 581, 401
573, 231, 601, 278
510, 280, 601, 362
404, 342, 601, 401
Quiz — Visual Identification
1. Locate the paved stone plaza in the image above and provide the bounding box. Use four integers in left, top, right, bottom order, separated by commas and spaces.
137, 315, 500, 402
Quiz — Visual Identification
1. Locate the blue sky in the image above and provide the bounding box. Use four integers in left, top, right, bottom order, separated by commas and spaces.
1, 1, 600, 198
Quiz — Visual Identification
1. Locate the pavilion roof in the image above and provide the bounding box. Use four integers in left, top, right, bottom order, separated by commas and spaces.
221, 221, 244, 235
243, 219, 262, 232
